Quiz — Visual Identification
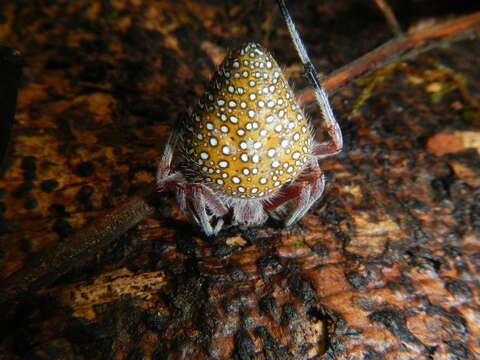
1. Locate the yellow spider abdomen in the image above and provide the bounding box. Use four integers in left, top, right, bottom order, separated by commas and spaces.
183, 42, 312, 199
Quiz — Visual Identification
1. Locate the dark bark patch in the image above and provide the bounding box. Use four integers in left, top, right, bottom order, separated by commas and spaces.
281, 303, 298, 326
288, 276, 316, 302
445, 278, 473, 300
23, 196, 38, 210
74, 161, 95, 178
173, 228, 197, 257
257, 255, 283, 277
52, 219, 74, 240
368, 307, 421, 345
254, 326, 288, 360
444, 340, 470, 360
311, 242, 329, 258
14, 181, 34, 198
40, 179, 59, 192
258, 296, 276, 317
234, 329, 255, 360
21, 156, 36, 181
345, 271, 369, 290
145, 310, 170, 332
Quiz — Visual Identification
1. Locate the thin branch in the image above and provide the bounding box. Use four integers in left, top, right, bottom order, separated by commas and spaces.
1, 11, 480, 306
374, 0, 403, 36
0, 184, 155, 306
301, 11, 480, 103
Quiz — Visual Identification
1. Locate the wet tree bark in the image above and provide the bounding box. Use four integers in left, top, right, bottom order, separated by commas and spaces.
0, 45, 21, 176
0, 1, 479, 359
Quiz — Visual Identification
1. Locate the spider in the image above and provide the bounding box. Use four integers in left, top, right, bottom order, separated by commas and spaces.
155, 0, 342, 236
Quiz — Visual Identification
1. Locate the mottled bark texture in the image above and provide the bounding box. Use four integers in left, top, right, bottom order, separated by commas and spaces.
0, 0, 479, 359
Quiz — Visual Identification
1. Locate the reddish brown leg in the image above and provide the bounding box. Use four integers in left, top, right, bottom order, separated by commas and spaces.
156, 113, 187, 184
312, 137, 341, 158
182, 184, 228, 236
265, 159, 325, 226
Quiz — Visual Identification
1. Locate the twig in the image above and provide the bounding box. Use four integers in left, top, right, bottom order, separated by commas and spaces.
374, 0, 403, 36
301, 11, 480, 102
1, 11, 480, 305
0, 184, 155, 305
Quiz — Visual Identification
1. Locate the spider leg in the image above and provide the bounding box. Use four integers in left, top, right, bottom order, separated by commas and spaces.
189, 186, 214, 236
186, 184, 228, 236
265, 158, 325, 226
156, 113, 191, 196
198, 184, 229, 218
276, 0, 343, 158
232, 199, 268, 227
156, 112, 188, 184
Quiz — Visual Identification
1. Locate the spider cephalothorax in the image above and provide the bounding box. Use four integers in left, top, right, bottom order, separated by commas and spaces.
156, 1, 342, 236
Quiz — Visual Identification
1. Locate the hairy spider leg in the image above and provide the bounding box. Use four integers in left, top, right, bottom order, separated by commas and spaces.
265, 157, 325, 225
186, 184, 227, 236
156, 113, 187, 183
276, 0, 343, 158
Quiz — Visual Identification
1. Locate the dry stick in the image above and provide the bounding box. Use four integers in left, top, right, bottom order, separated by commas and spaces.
303, 11, 480, 101
374, 0, 403, 36
0, 184, 155, 305
1, 11, 480, 305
